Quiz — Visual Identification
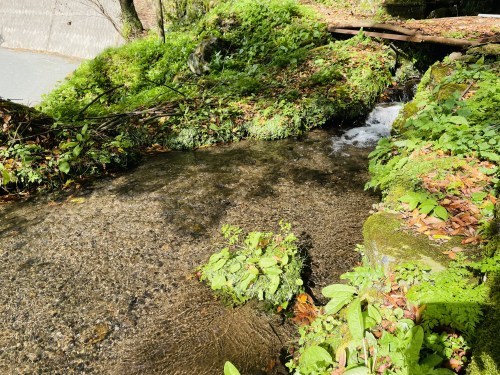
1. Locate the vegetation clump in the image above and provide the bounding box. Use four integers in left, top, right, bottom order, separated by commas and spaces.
366, 55, 499, 244
199, 222, 304, 308
287, 252, 494, 374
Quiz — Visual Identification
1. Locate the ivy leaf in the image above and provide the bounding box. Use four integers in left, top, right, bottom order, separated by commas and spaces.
347, 298, 364, 341
224, 361, 241, 375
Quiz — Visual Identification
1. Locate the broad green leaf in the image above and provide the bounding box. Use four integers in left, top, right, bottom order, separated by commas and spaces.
420, 353, 443, 370
239, 273, 256, 291
363, 315, 377, 329
421, 199, 438, 206
295, 278, 304, 286
481, 151, 500, 162
419, 204, 435, 215
248, 265, 259, 275
299, 345, 333, 368
471, 191, 488, 202
367, 304, 382, 324
281, 254, 289, 265
428, 369, 456, 374
324, 292, 355, 315
212, 258, 228, 271
224, 361, 241, 375
343, 366, 370, 375
58, 161, 70, 174
73, 144, 83, 157
259, 257, 277, 268
263, 266, 282, 276
448, 116, 468, 125
433, 206, 449, 221
211, 274, 226, 290
404, 326, 424, 364
268, 275, 280, 295
322, 284, 357, 298
2, 169, 10, 185
246, 232, 262, 249
347, 298, 364, 341
229, 263, 241, 273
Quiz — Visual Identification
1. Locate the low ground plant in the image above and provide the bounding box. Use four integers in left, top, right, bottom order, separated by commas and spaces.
199, 222, 304, 308
287, 250, 494, 375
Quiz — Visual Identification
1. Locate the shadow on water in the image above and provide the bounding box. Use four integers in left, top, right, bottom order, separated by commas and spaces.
0, 115, 389, 374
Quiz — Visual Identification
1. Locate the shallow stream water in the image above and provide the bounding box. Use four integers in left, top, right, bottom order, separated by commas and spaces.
0, 49, 402, 372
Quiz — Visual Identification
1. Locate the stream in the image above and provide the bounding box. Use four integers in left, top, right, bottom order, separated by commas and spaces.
0, 47, 403, 375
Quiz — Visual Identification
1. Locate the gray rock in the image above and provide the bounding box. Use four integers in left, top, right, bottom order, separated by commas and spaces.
188, 37, 220, 75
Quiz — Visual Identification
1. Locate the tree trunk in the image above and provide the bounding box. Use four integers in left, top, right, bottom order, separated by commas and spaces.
155, 0, 166, 43
119, 0, 144, 38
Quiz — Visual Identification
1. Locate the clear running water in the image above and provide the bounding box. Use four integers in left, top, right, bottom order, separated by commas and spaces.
331, 102, 403, 154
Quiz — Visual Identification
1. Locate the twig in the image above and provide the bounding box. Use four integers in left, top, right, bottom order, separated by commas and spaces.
74, 85, 125, 120
460, 81, 474, 99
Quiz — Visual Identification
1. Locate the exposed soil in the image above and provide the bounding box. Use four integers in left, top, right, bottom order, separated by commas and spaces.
0, 128, 379, 374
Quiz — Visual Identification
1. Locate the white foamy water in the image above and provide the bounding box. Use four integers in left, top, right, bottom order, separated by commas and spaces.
332, 102, 403, 153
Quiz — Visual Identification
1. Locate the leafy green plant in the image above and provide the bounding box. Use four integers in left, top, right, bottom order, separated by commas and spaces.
286, 254, 491, 375
199, 222, 303, 308
399, 191, 449, 220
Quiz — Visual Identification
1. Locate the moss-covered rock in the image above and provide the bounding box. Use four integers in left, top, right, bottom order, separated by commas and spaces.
363, 212, 453, 272
467, 43, 500, 59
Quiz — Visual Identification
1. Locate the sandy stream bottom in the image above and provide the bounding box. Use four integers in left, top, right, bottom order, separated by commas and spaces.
0, 129, 378, 374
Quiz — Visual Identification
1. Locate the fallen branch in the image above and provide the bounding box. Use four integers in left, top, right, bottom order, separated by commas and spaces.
328, 22, 417, 36
74, 85, 125, 120
329, 28, 479, 47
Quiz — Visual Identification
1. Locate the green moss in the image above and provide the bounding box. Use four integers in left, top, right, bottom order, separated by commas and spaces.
363, 212, 454, 272
468, 273, 500, 375
436, 83, 468, 102
392, 101, 417, 133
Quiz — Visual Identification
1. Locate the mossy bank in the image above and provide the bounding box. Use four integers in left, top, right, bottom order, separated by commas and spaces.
1, 0, 396, 195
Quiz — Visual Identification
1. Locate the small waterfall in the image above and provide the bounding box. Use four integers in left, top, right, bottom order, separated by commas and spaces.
331, 102, 403, 154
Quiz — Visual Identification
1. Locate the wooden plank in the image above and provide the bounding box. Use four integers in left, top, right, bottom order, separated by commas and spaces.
329, 28, 479, 47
